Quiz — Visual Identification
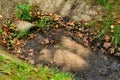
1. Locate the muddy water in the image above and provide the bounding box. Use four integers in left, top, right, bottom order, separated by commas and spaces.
82, 52, 120, 80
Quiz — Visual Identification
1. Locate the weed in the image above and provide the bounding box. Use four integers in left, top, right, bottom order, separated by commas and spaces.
0, 29, 3, 34
18, 29, 30, 38
85, 0, 120, 48
17, 3, 32, 21
0, 55, 4, 61
112, 25, 120, 47
98, 0, 108, 5
37, 16, 52, 32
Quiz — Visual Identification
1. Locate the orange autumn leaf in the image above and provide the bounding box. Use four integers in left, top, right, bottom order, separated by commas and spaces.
28, 48, 34, 53
78, 33, 83, 38
54, 14, 61, 21
103, 42, 111, 48
2, 39, 7, 43
16, 41, 21, 46
33, 68, 38, 72
117, 20, 120, 23
105, 35, 110, 41
67, 21, 74, 26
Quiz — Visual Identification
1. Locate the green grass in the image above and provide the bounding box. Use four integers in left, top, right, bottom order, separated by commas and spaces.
37, 16, 53, 32
16, 3, 32, 21
0, 49, 74, 80
85, 0, 120, 48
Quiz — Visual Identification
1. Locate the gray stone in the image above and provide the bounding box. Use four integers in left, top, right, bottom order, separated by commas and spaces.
30, 0, 102, 21
14, 21, 34, 32
0, 0, 103, 22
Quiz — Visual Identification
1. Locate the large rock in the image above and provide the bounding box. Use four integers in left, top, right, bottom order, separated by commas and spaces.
38, 36, 90, 72
53, 49, 88, 71
0, 0, 103, 22
30, 0, 103, 21
61, 36, 91, 59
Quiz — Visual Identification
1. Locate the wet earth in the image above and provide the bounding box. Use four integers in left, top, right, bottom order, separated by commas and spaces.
18, 26, 120, 80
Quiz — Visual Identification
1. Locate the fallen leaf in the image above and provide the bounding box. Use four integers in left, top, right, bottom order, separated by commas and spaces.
33, 68, 38, 72
105, 35, 110, 41
78, 33, 83, 38
37, 11, 41, 15
118, 47, 120, 51
115, 52, 120, 56
44, 39, 49, 44
16, 40, 21, 46
67, 21, 74, 26
19, 55, 24, 59
50, 13, 53, 16
50, 40, 54, 44
0, 15, 3, 18
54, 14, 61, 21
29, 60, 35, 64
110, 48, 115, 54
44, 12, 49, 15
84, 22, 88, 25
40, 41, 44, 45
117, 20, 120, 24
89, 37, 93, 42
110, 25, 115, 29
2, 39, 7, 43
37, 16, 41, 19
110, 29, 114, 33
103, 42, 111, 48
101, 48, 105, 53
28, 48, 34, 53
55, 24, 59, 28
28, 52, 34, 56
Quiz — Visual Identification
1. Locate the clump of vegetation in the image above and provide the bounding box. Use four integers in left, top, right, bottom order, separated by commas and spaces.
37, 16, 54, 32
0, 53, 74, 80
16, 3, 32, 21
85, 0, 120, 55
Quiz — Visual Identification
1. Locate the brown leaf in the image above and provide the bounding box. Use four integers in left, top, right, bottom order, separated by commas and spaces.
118, 47, 120, 51
44, 39, 49, 44
37, 11, 41, 15
55, 24, 59, 28
28, 52, 34, 56
33, 68, 38, 72
103, 42, 111, 48
110, 48, 115, 54
16, 41, 21, 46
37, 16, 41, 19
29, 60, 35, 64
44, 12, 49, 15
50, 40, 54, 44
117, 20, 120, 24
78, 33, 83, 38
28, 48, 34, 53
110, 25, 115, 29
110, 30, 114, 33
2, 39, 7, 43
105, 35, 110, 41
54, 14, 61, 21
0, 15, 3, 18
19, 55, 24, 59
89, 37, 93, 42
40, 41, 44, 45
101, 48, 105, 53
67, 21, 74, 26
